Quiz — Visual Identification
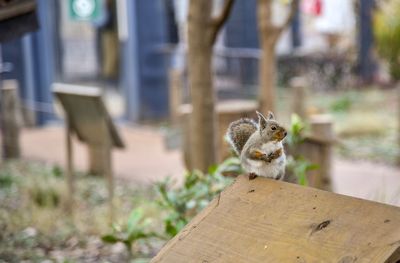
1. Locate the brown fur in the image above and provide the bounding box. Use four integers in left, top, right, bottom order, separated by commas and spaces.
226, 118, 257, 155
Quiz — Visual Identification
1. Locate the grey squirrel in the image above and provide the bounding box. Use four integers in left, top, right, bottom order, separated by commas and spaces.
226, 111, 287, 180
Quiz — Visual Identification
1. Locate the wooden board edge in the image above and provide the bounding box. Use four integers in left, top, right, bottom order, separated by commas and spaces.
151, 179, 238, 262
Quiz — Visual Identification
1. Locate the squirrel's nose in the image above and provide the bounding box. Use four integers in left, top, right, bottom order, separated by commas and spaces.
284, 131, 287, 137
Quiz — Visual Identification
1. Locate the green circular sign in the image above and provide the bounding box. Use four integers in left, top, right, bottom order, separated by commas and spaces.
72, 0, 96, 19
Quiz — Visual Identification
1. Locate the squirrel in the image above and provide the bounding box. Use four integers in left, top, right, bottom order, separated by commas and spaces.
226, 111, 287, 180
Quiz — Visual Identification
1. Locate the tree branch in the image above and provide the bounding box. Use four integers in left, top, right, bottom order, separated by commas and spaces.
209, 0, 235, 45
277, 0, 299, 36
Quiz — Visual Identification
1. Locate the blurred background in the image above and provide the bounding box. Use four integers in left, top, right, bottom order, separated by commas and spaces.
0, 0, 399, 261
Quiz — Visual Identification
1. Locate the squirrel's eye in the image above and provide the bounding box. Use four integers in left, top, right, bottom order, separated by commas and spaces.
271, 126, 277, 131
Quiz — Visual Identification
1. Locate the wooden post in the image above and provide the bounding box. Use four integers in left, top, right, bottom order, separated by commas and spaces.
87, 135, 114, 222
65, 115, 74, 214
1, 80, 21, 159
309, 114, 333, 191
168, 69, 183, 125
104, 139, 114, 224
88, 144, 111, 176
290, 76, 307, 120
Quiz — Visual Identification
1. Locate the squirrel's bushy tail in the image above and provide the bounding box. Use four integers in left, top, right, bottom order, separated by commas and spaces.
226, 118, 257, 155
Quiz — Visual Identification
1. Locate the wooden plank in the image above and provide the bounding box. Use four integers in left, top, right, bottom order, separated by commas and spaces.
153, 175, 400, 262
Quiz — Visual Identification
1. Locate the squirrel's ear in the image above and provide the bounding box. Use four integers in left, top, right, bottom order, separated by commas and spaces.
256, 111, 267, 130
267, 111, 275, 120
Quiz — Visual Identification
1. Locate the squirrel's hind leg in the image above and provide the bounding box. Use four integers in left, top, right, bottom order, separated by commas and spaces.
249, 173, 258, 180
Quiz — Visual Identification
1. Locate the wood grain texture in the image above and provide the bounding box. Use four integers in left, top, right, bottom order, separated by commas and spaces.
152, 175, 400, 263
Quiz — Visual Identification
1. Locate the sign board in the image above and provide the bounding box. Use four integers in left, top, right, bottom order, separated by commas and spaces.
53, 83, 122, 218
68, 0, 102, 21
53, 83, 124, 149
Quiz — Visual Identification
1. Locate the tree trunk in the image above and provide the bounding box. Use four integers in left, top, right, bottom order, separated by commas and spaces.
257, 0, 278, 114
187, 1, 218, 171
259, 41, 276, 114
257, 0, 297, 114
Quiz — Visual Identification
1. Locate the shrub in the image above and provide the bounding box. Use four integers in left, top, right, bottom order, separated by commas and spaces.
155, 157, 238, 238
286, 114, 319, 186
102, 207, 158, 258
374, 1, 400, 80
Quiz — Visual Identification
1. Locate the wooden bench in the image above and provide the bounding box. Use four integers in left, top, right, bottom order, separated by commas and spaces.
152, 175, 400, 262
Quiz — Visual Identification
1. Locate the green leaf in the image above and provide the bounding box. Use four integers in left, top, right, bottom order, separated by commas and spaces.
165, 220, 178, 237
306, 163, 319, 171
127, 208, 144, 234
298, 174, 308, 186
176, 219, 187, 232
208, 164, 218, 175
111, 222, 122, 232
128, 230, 150, 242
101, 234, 120, 244
186, 200, 196, 210
184, 172, 198, 189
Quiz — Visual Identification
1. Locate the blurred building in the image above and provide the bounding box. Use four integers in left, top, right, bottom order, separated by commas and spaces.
2, 0, 359, 126
2, 0, 171, 125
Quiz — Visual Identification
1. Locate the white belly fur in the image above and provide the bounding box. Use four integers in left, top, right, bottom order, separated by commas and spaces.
241, 141, 286, 179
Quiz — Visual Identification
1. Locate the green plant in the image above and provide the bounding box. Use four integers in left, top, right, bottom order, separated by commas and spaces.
102, 207, 158, 258
286, 114, 319, 185
286, 156, 319, 186
24, 171, 62, 208
0, 171, 15, 189
374, 1, 400, 80
30, 187, 60, 208
156, 158, 237, 238
286, 114, 307, 147
329, 93, 354, 113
